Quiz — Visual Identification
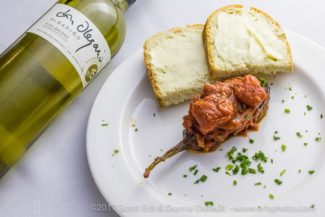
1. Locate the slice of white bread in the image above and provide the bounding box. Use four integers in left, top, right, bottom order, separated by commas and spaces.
204, 5, 293, 79
144, 25, 210, 107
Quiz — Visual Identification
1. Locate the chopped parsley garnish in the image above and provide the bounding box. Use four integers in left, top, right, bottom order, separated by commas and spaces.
248, 168, 257, 174
224, 147, 270, 176
212, 166, 221, 173
204, 201, 214, 206
281, 144, 287, 152
194, 175, 208, 184
153, 113, 156, 117
298, 169, 302, 174
112, 149, 119, 156
239, 159, 252, 175
233, 180, 237, 186
225, 171, 231, 176
306, 105, 313, 111
183, 174, 188, 178
273, 134, 281, 141
304, 142, 308, 146
236, 153, 250, 162
200, 175, 208, 182
284, 108, 291, 114
315, 137, 321, 142
168, 192, 172, 196
281, 99, 285, 103
241, 167, 248, 175
232, 165, 240, 175
291, 96, 295, 100
134, 128, 138, 132
257, 163, 264, 174
308, 170, 315, 175
225, 164, 234, 171
296, 132, 303, 138
321, 114, 324, 119
101, 123, 109, 127
269, 194, 275, 200
310, 204, 315, 209
193, 169, 198, 176
280, 169, 286, 176
255, 182, 262, 186
249, 138, 255, 144
252, 151, 268, 163
259, 78, 268, 87
271, 159, 274, 164
274, 179, 282, 185
189, 164, 198, 172
244, 114, 249, 120
227, 147, 237, 161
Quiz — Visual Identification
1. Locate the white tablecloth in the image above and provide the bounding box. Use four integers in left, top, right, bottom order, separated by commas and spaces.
0, 0, 324, 216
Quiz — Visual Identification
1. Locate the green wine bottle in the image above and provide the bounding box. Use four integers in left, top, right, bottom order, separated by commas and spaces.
0, 0, 135, 177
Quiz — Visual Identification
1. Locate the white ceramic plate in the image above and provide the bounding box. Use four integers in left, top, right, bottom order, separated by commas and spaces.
87, 31, 325, 217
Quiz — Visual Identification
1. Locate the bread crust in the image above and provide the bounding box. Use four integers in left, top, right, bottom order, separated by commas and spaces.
143, 25, 204, 107
204, 5, 293, 79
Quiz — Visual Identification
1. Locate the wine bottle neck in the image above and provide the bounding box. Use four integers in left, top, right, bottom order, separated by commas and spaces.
112, 0, 136, 12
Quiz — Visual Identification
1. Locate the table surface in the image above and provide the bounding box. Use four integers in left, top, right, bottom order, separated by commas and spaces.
0, 0, 325, 216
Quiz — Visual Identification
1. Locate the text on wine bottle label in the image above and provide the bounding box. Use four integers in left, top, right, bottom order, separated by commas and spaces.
28, 4, 111, 88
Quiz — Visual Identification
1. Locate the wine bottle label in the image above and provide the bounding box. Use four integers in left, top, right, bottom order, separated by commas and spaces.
28, 4, 111, 88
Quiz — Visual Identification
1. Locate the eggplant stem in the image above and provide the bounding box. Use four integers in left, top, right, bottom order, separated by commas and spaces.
143, 135, 196, 178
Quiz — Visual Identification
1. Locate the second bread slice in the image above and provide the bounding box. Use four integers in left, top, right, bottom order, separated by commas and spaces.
144, 25, 210, 107
204, 5, 293, 79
